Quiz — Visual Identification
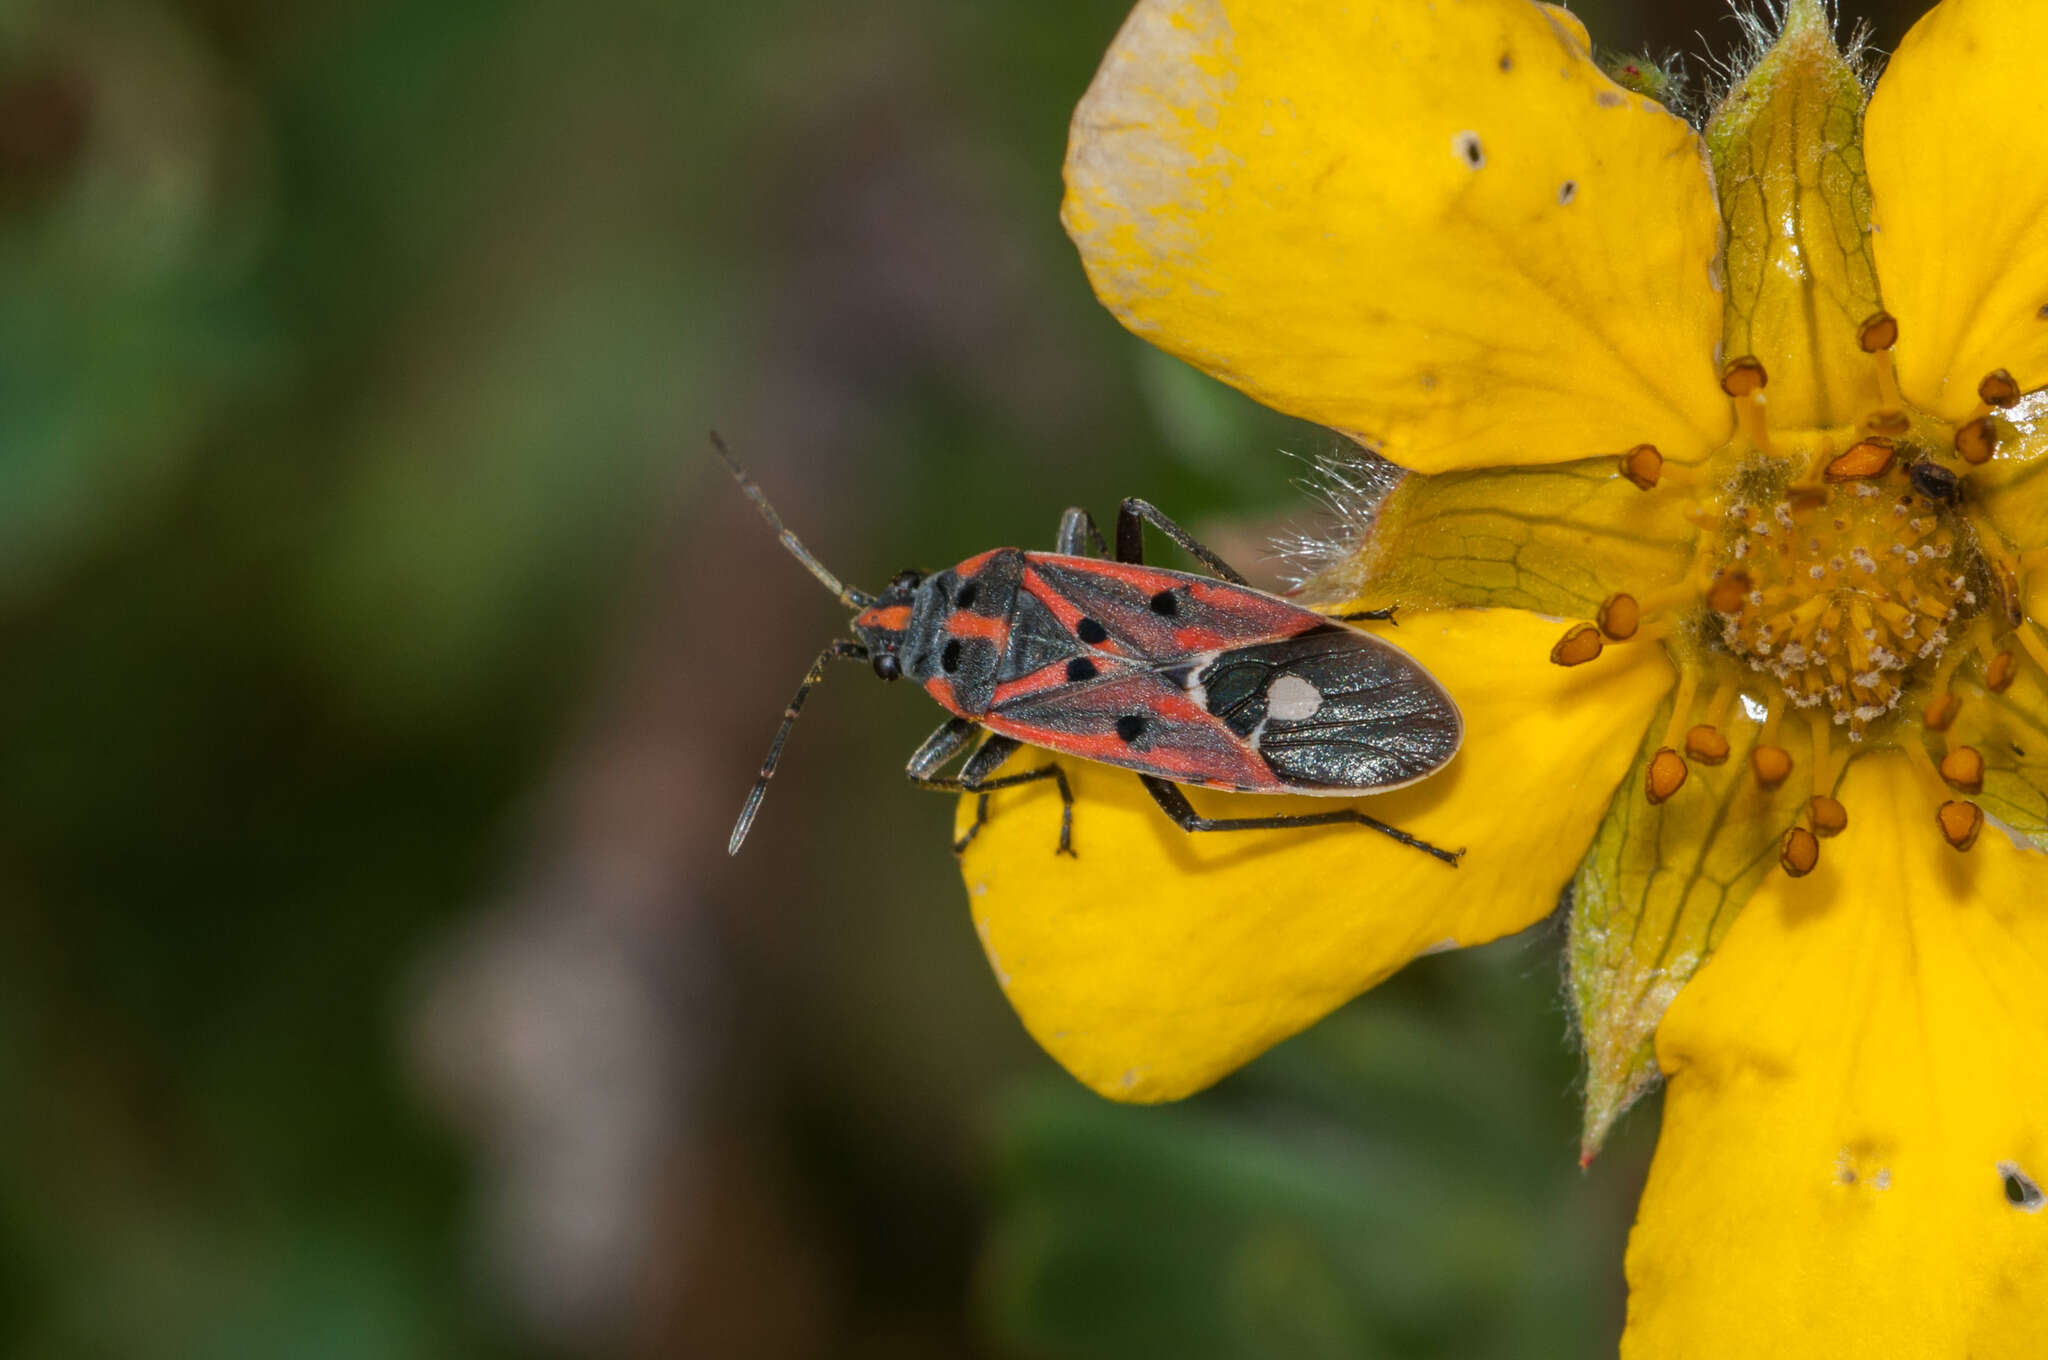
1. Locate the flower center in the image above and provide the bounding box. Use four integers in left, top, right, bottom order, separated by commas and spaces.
1545, 320, 2043, 875
1712, 459, 1975, 739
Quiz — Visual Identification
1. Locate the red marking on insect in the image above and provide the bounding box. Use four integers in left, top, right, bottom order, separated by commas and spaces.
712, 434, 1464, 866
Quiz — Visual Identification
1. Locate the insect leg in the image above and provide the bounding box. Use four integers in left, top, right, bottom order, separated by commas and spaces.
1136, 775, 1461, 866
1055, 507, 1109, 558
728, 639, 870, 855
1115, 498, 1250, 583
1330, 605, 1399, 623
908, 731, 1077, 857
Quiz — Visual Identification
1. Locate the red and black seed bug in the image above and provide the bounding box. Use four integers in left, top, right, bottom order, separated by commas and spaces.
713, 434, 1464, 865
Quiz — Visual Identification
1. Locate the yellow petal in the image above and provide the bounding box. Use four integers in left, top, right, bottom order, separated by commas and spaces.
1316, 456, 1696, 620
1704, 0, 1884, 429
1062, 0, 1730, 474
1866, 0, 2048, 423
957, 609, 1671, 1102
1570, 679, 1791, 1159
1623, 754, 2048, 1357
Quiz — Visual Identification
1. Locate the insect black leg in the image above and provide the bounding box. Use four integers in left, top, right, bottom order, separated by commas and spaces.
1114, 498, 1250, 584
729, 639, 870, 855
1136, 775, 1461, 866
1055, 507, 1110, 558
1330, 605, 1399, 623
908, 730, 1077, 857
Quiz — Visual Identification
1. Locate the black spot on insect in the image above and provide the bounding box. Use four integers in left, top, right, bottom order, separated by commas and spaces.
1149, 589, 1179, 617
955, 581, 979, 609
1115, 714, 1147, 744
1066, 657, 1098, 683
1077, 617, 1109, 644
2002, 1163, 2045, 1211
1909, 461, 1960, 505
941, 639, 962, 673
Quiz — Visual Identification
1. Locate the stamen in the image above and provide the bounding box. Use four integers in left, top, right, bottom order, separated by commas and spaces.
1751, 744, 1793, 790
1779, 825, 1820, 876
1551, 623, 1604, 667
1865, 409, 1911, 436
1979, 369, 2023, 409
1646, 748, 1689, 804
1940, 745, 1986, 794
1858, 311, 1902, 411
1685, 724, 1731, 764
1707, 569, 1752, 614
1986, 650, 2018, 693
1923, 691, 1962, 731
1723, 357, 1773, 452
1808, 795, 1849, 837
1955, 416, 1998, 465
1937, 799, 1984, 851
1824, 438, 1896, 482
1620, 444, 1663, 490
1598, 593, 1640, 641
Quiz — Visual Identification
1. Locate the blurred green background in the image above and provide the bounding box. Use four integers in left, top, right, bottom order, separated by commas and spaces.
0, 1, 1927, 1355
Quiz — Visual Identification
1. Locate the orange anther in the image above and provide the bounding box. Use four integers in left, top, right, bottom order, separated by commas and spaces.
1808, 795, 1848, 837
1936, 799, 1983, 851
1598, 593, 1641, 640
1940, 745, 1986, 794
1550, 623, 1604, 667
1779, 825, 1820, 877
1823, 438, 1896, 482
1979, 369, 2022, 408
1955, 416, 1997, 464
1684, 724, 1730, 765
1987, 650, 2018, 693
1706, 569, 1752, 615
1751, 744, 1794, 790
1645, 748, 1689, 804
1857, 311, 1899, 353
1721, 356, 1769, 397
1620, 444, 1663, 490
1923, 692, 1961, 731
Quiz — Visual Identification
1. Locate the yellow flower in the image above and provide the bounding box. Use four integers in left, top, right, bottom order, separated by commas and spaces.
957, 0, 2048, 1350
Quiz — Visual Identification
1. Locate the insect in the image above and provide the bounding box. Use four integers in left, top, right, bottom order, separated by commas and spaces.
714, 434, 1464, 865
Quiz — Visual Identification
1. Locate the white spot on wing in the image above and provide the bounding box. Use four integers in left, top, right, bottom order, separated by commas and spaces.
1267, 674, 1323, 721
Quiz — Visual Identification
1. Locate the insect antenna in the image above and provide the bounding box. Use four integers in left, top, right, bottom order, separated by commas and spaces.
730, 639, 870, 854
710, 431, 876, 609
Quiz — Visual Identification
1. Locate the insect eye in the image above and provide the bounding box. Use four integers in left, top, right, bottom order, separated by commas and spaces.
872, 652, 902, 681
888, 568, 925, 594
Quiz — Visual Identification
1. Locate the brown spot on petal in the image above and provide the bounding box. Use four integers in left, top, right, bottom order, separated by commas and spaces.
1937, 800, 1983, 851
1780, 825, 1820, 876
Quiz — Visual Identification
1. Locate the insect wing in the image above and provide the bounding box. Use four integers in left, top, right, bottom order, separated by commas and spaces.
980, 665, 1281, 791
1197, 626, 1462, 792
1019, 554, 1321, 659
